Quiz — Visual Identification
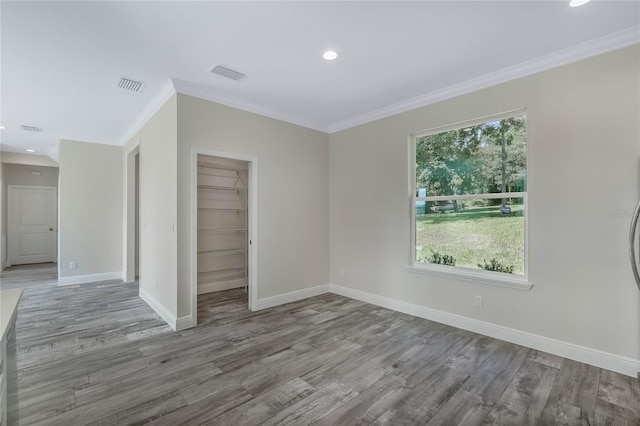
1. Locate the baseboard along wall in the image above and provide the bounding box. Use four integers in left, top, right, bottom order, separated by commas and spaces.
327, 283, 640, 379
58, 271, 122, 286
139, 287, 193, 331
139, 279, 638, 378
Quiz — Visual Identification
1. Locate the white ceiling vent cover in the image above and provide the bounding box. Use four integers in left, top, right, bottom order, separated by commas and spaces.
117, 77, 146, 93
209, 65, 245, 81
21, 125, 42, 132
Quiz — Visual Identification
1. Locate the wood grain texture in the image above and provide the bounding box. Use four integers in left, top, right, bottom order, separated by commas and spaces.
3, 263, 639, 425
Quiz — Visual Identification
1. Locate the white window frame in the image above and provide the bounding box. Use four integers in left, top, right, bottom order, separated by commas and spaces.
407, 109, 532, 291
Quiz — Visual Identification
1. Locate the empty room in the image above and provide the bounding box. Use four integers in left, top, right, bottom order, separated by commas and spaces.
1, 1, 639, 425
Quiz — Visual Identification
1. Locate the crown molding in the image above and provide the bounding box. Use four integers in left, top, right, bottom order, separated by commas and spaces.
118, 26, 639, 140
329, 25, 640, 133
117, 79, 177, 146
171, 78, 329, 133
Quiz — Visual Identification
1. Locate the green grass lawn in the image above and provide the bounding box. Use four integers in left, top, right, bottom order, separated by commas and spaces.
415, 204, 524, 274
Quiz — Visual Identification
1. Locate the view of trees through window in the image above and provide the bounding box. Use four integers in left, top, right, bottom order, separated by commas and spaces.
414, 113, 527, 275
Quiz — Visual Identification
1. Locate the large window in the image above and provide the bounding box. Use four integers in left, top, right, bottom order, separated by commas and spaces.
411, 111, 527, 281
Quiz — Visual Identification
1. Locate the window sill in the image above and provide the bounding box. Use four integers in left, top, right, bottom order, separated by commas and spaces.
406, 264, 533, 291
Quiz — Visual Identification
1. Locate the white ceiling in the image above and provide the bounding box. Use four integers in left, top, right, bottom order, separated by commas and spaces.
2, 1, 639, 161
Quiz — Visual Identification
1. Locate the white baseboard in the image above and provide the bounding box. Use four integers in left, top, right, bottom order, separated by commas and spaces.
198, 279, 246, 295
58, 271, 122, 286
329, 284, 640, 378
175, 315, 195, 331
1, 260, 9, 270
139, 287, 178, 331
256, 284, 330, 310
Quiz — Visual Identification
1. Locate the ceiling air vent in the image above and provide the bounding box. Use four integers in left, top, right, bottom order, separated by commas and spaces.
21, 125, 42, 132
117, 76, 146, 93
209, 65, 245, 81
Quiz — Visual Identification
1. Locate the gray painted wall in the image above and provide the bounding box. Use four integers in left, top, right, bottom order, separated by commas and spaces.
58, 140, 123, 279
329, 46, 640, 363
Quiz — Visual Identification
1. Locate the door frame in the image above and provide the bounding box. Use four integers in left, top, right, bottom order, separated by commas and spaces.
123, 142, 140, 283
191, 147, 259, 324
7, 184, 58, 266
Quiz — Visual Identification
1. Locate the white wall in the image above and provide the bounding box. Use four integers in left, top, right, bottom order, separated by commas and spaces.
58, 140, 123, 282
2, 163, 58, 187
135, 154, 139, 276
329, 46, 640, 370
1, 152, 58, 167
176, 94, 330, 319
0, 160, 6, 268
124, 95, 178, 321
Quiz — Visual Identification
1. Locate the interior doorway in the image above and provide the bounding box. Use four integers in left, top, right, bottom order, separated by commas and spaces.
192, 150, 258, 326
124, 144, 140, 283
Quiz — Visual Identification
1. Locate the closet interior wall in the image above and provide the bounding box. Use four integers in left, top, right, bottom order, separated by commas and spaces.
196, 154, 249, 295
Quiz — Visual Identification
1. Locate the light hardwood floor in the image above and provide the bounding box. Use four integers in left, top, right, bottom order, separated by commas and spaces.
3, 264, 639, 425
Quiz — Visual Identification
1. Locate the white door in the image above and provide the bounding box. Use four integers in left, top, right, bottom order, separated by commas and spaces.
8, 186, 57, 265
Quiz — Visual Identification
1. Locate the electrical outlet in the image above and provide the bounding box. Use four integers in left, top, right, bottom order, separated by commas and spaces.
69, 261, 77, 270
474, 295, 483, 307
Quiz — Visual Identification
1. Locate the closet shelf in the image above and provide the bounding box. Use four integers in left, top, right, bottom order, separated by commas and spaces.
198, 162, 248, 172
197, 207, 247, 211
197, 184, 247, 191
197, 228, 246, 233
198, 248, 247, 256
198, 267, 247, 279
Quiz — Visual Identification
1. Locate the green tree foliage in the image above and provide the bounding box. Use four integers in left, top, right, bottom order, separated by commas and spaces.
416, 116, 526, 203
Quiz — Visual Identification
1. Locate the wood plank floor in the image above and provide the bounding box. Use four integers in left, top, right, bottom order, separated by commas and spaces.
4, 265, 640, 425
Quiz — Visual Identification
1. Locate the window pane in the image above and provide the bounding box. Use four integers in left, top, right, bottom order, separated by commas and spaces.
415, 116, 526, 197
415, 198, 525, 275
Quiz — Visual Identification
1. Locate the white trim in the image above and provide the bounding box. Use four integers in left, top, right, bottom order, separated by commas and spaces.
191, 148, 259, 327
328, 284, 640, 378
406, 265, 532, 291
1, 260, 10, 270
329, 27, 640, 133
123, 143, 140, 283
414, 109, 528, 138
409, 111, 529, 282
139, 287, 177, 330
417, 192, 527, 203
117, 80, 176, 146
115, 29, 640, 141
57, 271, 122, 286
175, 315, 195, 331
198, 280, 246, 294
256, 284, 330, 310
172, 78, 328, 133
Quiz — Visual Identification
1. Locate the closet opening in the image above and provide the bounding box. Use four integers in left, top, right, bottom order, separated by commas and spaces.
194, 152, 257, 325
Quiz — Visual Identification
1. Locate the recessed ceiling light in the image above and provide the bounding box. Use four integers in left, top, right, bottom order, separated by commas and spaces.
26, 149, 36, 153
0, 126, 5, 130
569, 0, 590, 7
323, 50, 338, 61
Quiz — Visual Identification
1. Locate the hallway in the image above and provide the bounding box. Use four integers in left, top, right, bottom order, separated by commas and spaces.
0, 263, 57, 290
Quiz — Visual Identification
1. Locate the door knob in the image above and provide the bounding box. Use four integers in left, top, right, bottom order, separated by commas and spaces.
49, 228, 53, 231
